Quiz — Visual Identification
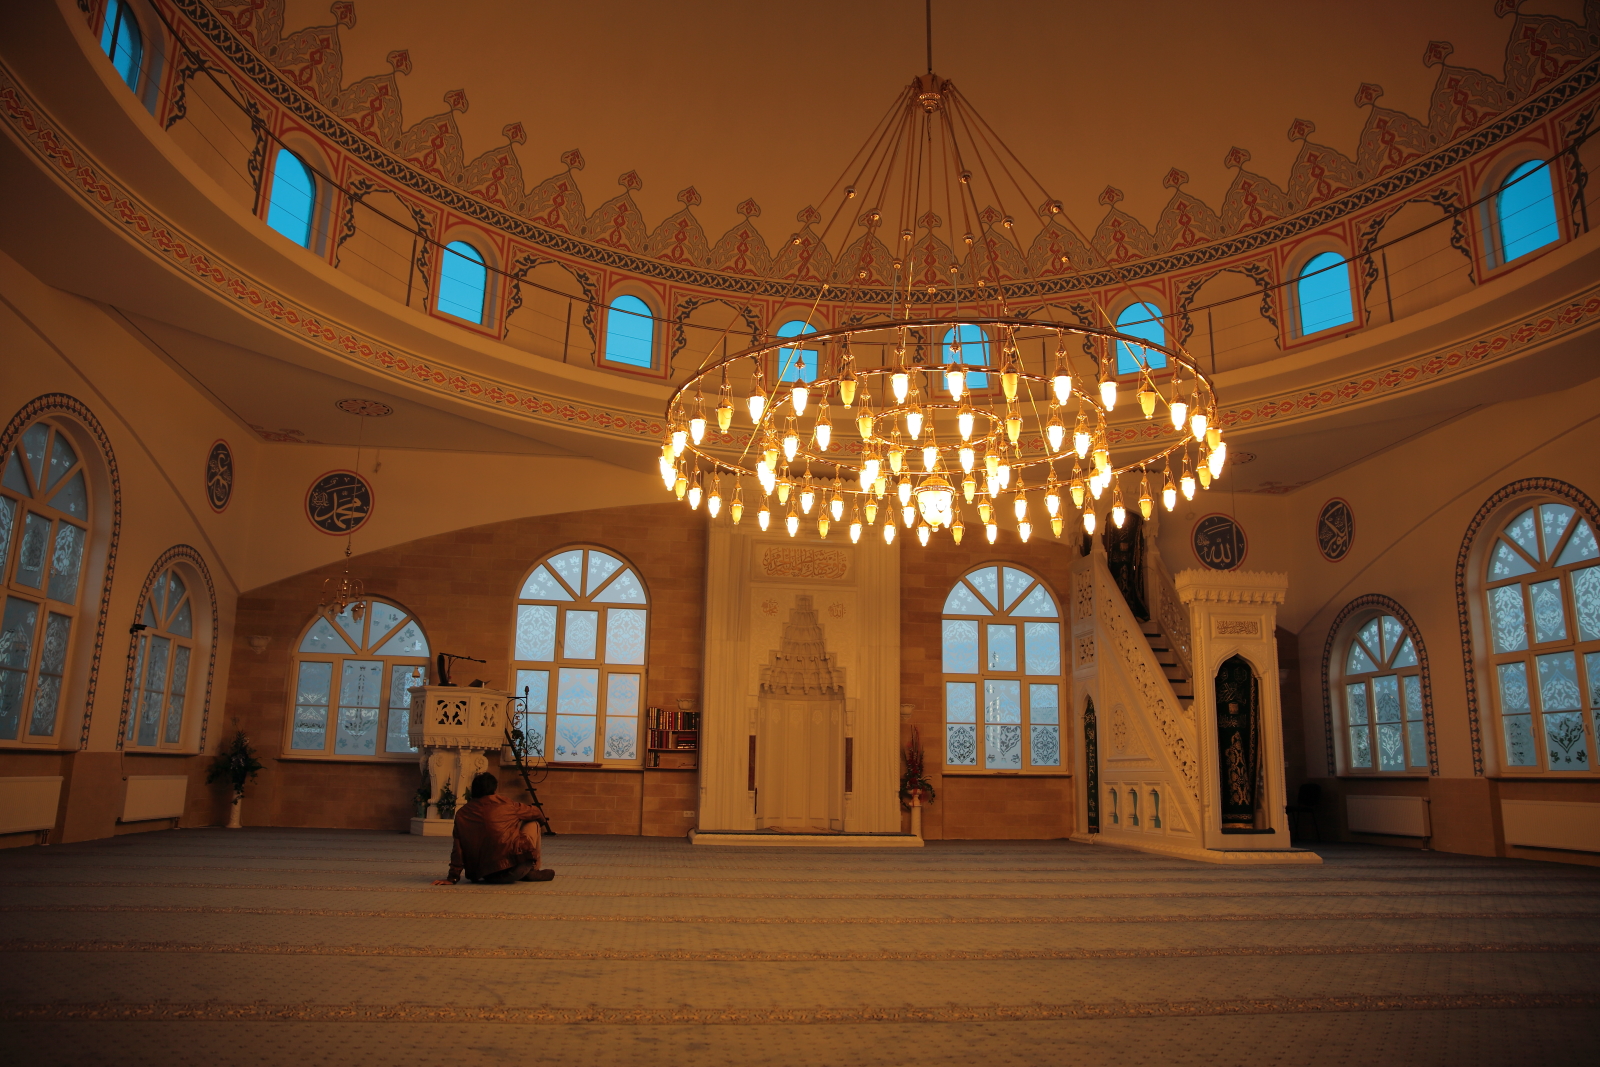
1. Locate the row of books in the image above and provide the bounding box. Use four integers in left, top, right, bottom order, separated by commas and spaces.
647, 729, 698, 751
646, 707, 700, 731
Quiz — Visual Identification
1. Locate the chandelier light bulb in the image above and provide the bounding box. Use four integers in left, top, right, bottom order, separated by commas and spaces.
716, 395, 734, 433
707, 486, 722, 518
1181, 468, 1196, 501
1018, 520, 1032, 543
1083, 510, 1097, 536
763, 441, 779, 469
1099, 377, 1117, 411
856, 405, 874, 439
689, 415, 707, 445
985, 522, 998, 544
1198, 462, 1213, 489
659, 457, 675, 490
782, 427, 800, 462
1052, 372, 1072, 407
1051, 515, 1064, 538
671, 427, 688, 457
731, 488, 745, 525
786, 510, 799, 538
957, 404, 975, 441
800, 485, 816, 514
818, 515, 831, 539
866, 498, 879, 524
688, 483, 703, 510
1001, 361, 1020, 402
983, 450, 1000, 479
1070, 479, 1086, 510
1170, 397, 1188, 431
891, 371, 910, 404
897, 478, 913, 507
959, 445, 977, 474
758, 506, 771, 531
1209, 441, 1227, 478
921, 443, 938, 472
1206, 425, 1221, 450
1138, 384, 1157, 419
1139, 485, 1153, 521
777, 480, 792, 505
1162, 471, 1177, 512
814, 420, 832, 453
747, 389, 767, 425
883, 521, 896, 545
962, 471, 977, 503
951, 516, 965, 544
1005, 408, 1022, 445
1112, 499, 1126, 529
759, 465, 777, 495
1073, 416, 1091, 459
977, 497, 993, 525
850, 520, 862, 543
1089, 471, 1107, 500
906, 408, 924, 440
674, 472, 688, 500
791, 385, 810, 416
874, 472, 888, 497
1093, 443, 1111, 476
830, 495, 845, 521
1191, 410, 1208, 440
917, 523, 931, 547
998, 460, 1013, 491
889, 443, 906, 474
1045, 486, 1061, 518
1013, 489, 1028, 522
1046, 415, 1065, 453
863, 455, 881, 484
947, 367, 966, 400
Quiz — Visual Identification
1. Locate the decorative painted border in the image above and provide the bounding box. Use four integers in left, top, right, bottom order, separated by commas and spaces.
1453, 477, 1600, 776
115, 545, 221, 753
1319, 594, 1438, 778
0, 394, 122, 750
164, 0, 1600, 301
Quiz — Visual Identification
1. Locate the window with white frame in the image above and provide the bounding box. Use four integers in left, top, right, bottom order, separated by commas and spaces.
1340, 613, 1427, 773
286, 600, 430, 760
512, 547, 648, 764
1484, 502, 1600, 772
127, 567, 198, 749
942, 564, 1061, 771
940, 324, 991, 389
1114, 302, 1168, 374
775, 319, 818, 382
1, 420, 93, 746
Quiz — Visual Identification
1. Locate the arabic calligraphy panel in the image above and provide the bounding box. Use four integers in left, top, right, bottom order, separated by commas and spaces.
304, 470, 373, 535
1191, 514, 1247, 571
1317, 498, 1354, 562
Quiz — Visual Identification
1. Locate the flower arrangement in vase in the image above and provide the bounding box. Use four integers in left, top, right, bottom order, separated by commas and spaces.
206, 724, 264, 829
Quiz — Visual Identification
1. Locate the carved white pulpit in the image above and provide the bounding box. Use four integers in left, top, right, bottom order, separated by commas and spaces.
408, 686, 512, 836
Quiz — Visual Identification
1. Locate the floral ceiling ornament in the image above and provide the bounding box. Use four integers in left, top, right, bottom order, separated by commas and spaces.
658, 58, 1231, 550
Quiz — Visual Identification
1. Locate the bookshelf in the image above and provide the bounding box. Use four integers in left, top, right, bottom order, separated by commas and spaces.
646, 704, 699, 769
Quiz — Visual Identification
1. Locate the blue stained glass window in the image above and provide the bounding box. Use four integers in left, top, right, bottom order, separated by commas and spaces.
99, 1, 143, 90
1115, 302, 1168, 375
942, 325, 990, 388
438, 241, 488, 324
1297, 252, 1354, 335
1496, 160, 1561, 264
776, 320, 818, 383
266, 149, 316, 248
604, 295, 654, 367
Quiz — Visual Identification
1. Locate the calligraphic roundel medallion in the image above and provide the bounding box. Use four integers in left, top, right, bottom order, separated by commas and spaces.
305, 470, 374, 535
205, 440, 233, 513
1191, 513, 1247, 571
1316, 497, 1355, 562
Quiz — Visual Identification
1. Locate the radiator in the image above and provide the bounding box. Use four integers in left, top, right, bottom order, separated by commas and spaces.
122, 775, 189, 823
1346, 794, 1431, 837
0, 776, 64, 834
1501, 799, 1600, 853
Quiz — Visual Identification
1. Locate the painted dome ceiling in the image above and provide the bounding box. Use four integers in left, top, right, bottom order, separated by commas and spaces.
243, 0, 1596, 279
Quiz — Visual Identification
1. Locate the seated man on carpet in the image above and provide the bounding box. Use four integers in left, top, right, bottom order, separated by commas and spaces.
434, 772, 555, 885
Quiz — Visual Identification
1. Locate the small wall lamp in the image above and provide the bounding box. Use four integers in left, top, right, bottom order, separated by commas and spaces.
247, 635, 272, 655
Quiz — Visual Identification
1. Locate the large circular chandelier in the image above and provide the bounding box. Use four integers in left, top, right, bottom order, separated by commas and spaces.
658, 68, 1229, 547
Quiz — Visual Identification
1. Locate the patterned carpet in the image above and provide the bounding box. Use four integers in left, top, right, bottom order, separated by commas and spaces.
0, 828, 1596, 1065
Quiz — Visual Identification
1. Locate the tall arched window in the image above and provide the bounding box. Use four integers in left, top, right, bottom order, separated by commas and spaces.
512, 547, 648, 764
1296, 252, 1354, 335
1484, 502, 1599, 772
437, 241, 488, 324
265, 148, 316, 248
941, 324, 990, 389
775, 319, 818, 382
1495, 160, 1561, 265
127, 566, 198, 749
99, 0, 143, 91
286, 600, 430, 759
942, 564, 1061, 770
1, 421, 91, 744
1114, 302, 1168, 374
603, 295, 655, 368
1339, 613, 1427, 772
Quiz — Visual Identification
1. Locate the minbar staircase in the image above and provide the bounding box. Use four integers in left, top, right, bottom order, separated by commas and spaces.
1141, 618, 1193, 712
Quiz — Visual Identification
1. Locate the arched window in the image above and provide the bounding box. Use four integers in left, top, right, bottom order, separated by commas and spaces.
512, 547, 648, 763
0, 421, 91, 743
1340, 613, 1427, 772
775, 319, 818, 383
941, 324, 990, 389
1495, 160, 1561, 265
942, 564, 1061, 770
99, 0, 143, 90
127, 566, 198, 749
1296, 252, 1354, 335
1115, 302, 1168, 374
437, 241, 488, 324
603, 295, 655, 368
1483, 502, 1599, 772
286, 600, 430, 759
265, 148, 316, 248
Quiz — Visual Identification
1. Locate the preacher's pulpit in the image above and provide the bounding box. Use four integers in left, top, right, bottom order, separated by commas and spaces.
407, 686, 512, 836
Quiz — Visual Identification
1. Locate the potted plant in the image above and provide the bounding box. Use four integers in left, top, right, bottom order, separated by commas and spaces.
899, 726, 937, 810
206, 724, 264, 829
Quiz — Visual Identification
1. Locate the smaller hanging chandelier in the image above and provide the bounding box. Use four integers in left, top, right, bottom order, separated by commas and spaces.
320, 543, 368, 620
